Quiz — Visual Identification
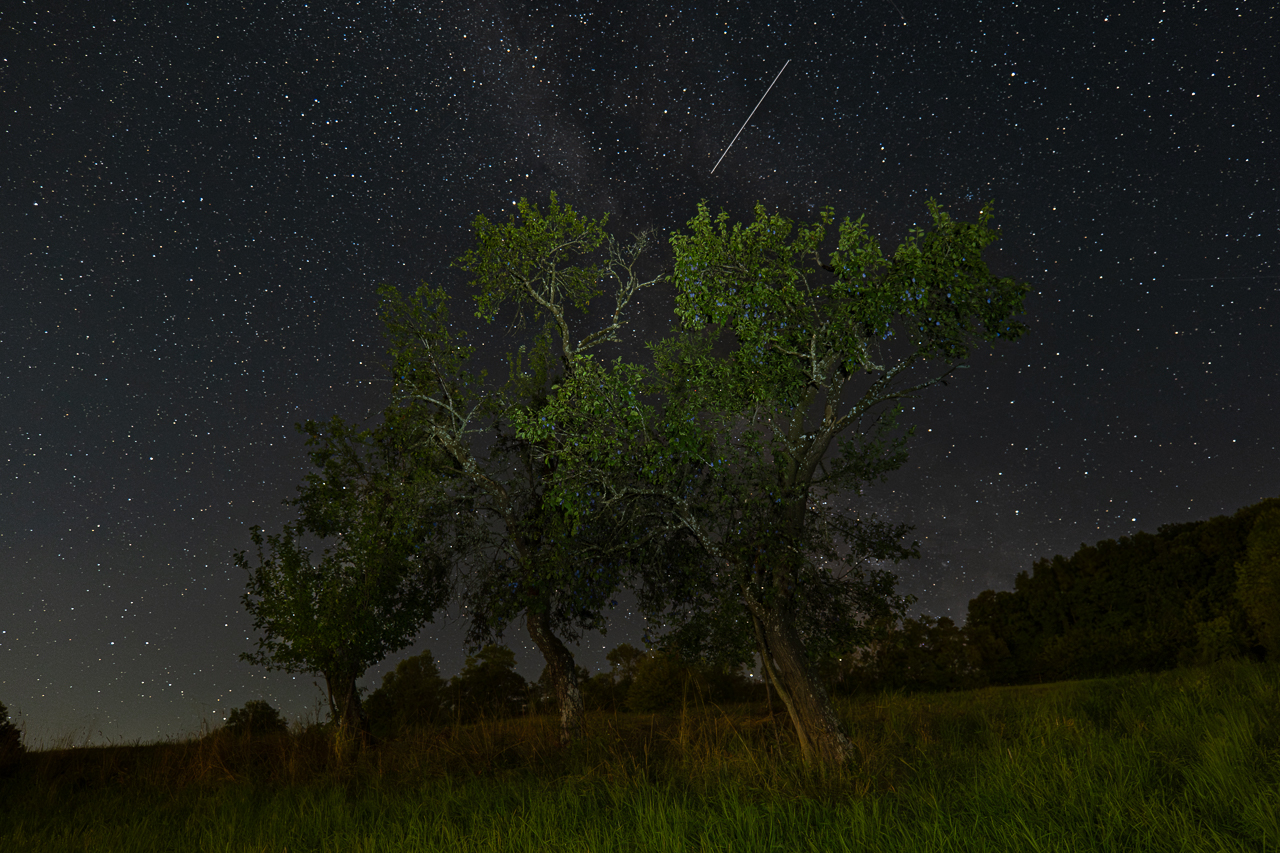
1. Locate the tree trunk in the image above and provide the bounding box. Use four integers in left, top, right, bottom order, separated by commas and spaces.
526, 605, 584, 746
324, 668, 370, 750
757, 609, 856, 766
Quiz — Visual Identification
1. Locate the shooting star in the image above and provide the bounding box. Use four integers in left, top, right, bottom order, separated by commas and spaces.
710, 59, 790, 175
885, 0, 908, 24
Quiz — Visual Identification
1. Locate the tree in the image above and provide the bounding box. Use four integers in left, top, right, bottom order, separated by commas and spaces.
606, 642, 645, 686
1237, 505, 1280, 658
0, 699, 22, 771
224, 700, 289, 737
447, 644, 530, 722
826, 615, 985, 695
364, 649, 449, 739
965, 497, 1278, 683
519, 198, 1029, 765
378, 193, 667, 745
625, 649, 703, 713
237, 411, 470, 746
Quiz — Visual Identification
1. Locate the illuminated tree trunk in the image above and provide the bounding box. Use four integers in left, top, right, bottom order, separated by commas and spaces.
526, 603, 584, 746
753, 607, 855, 765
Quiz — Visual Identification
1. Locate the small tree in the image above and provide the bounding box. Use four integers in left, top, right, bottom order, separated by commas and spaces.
237, 411, 473, 746
364, 649, 449, 739
224, 700, 289, 737
606, 642, 645, 687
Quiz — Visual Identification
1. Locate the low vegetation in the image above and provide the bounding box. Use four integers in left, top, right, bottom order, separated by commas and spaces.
2, 658, 1277, 851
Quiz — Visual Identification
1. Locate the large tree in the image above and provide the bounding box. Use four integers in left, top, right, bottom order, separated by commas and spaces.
377, 194, 666, 745
237, 410, 470, 746
518, 198, 1030, 765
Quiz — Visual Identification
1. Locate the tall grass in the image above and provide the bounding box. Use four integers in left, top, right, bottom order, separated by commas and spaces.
2, 658, 1277, 851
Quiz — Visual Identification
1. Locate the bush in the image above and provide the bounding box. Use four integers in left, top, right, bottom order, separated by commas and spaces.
365, 649, 448, 739
224, 700, 289, 737
0, 700, 23, 770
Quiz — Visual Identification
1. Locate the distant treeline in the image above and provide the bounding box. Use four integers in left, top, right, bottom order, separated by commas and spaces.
826, 496, 1280, 695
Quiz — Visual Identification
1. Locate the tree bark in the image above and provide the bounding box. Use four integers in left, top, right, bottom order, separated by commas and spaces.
526, 605, 584, 746
751, 609, 813, 758
757, 609, 856, 766
324, 668, 371, 748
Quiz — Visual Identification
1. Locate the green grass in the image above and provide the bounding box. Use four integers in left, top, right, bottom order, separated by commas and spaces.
3, 658, 1278, 851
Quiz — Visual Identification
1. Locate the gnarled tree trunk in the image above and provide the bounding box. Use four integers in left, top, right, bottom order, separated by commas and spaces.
526, 605, 583, 746
749, 604, 856, 766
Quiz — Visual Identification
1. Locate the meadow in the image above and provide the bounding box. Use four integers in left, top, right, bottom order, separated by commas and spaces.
2, 657, 1277, 852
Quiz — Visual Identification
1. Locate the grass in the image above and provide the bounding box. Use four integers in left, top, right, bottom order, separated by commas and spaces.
2, 657, 1278, 851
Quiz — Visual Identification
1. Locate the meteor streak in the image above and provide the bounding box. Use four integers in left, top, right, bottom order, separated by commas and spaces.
710, 59, 790, 175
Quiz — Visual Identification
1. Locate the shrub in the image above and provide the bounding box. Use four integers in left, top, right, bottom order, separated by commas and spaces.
224, 700, 289, 737
364, 649, 448, 739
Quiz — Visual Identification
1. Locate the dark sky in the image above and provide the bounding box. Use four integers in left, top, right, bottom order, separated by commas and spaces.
3, 0, 1276, 746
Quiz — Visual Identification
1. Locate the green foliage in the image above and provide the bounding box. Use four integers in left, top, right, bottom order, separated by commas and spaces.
579, 671, 625, 712
364, 650, 449, 739
377, 194, 665, 655
605, 643, 645, 686
447, 645, 530, 723
458, 192, 608, 325
0, 699, 23, 770
237, 411, 467, 730
224, 700, 288, 737
967, 497, 1280, 683
1236, 505, 1280, 657
520, 197, 1028, 694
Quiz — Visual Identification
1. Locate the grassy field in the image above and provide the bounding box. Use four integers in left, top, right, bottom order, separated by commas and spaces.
2, 657, 1277, 852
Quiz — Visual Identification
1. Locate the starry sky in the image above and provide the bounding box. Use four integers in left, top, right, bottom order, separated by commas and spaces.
3, 0, 1276, 746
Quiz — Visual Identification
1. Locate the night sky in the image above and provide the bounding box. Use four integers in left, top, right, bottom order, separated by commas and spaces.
3, 1, 1276, 746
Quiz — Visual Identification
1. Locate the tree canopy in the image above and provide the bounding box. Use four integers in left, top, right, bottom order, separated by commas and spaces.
516, 197, 1030, 764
